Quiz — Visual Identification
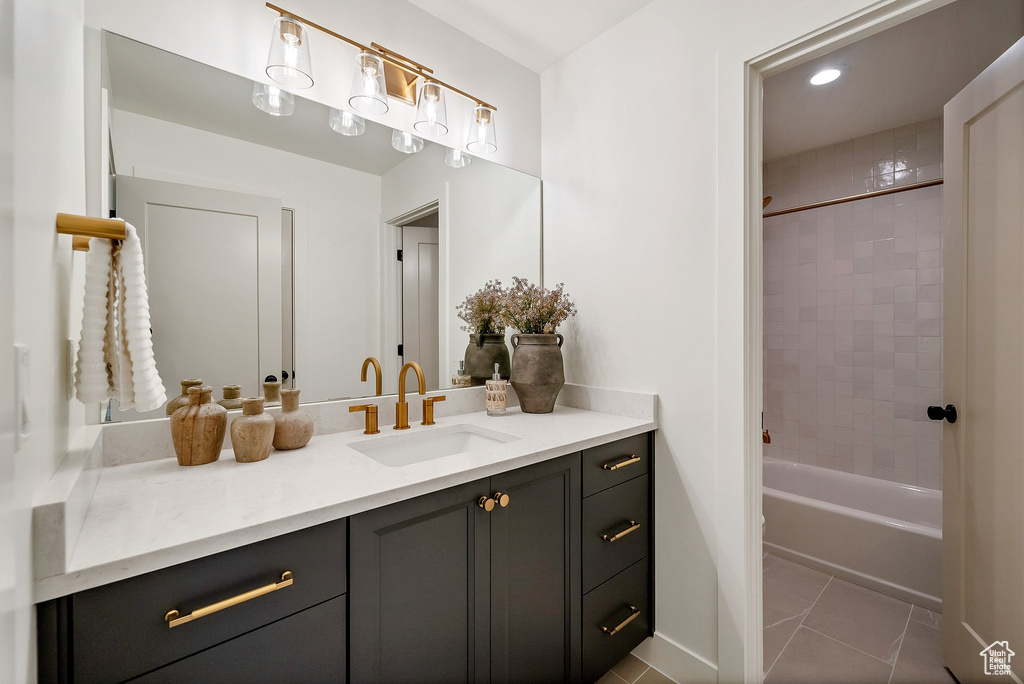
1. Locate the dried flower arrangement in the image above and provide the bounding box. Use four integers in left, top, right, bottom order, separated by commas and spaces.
456, 279, 507, 335
501, 276, 577, 335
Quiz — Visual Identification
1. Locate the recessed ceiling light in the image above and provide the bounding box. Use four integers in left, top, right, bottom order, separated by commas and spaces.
809, 68, 842, 86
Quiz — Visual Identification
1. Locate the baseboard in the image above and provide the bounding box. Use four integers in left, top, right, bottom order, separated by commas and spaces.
632, 632, 718, 683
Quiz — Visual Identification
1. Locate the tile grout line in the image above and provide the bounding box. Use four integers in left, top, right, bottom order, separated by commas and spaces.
887, 607, 915, 684
765, 574, 833, 678
630, 665, 651, 683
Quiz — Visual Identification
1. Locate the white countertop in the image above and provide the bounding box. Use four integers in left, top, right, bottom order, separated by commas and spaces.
35, 405, 655, 601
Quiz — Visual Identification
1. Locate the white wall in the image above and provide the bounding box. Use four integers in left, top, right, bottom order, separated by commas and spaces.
540, 0, 926, 681
381, 144, 541, 388
84, 0, 541, 176
2, 0, 88, 680
111, 109, 383, 403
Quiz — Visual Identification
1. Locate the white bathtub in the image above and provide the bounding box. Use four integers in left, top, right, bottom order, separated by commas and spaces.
763, 458, 942, 610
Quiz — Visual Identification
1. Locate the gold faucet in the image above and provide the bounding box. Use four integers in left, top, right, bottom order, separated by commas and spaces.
395, 361, 426, 430
361, 357, 382, 396
349, 404, 380, 435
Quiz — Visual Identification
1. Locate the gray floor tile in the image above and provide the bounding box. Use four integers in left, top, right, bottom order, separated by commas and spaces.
803, 578, 912, 663
595, 670, 629, 684
763, 552, 781, 572
891, 621, 954, 683
763, 556, 832, 603
765, 627, 893, 683
634, 666, 675, 684
764, 583, 814, 673
910, 605, 943, 630
610, 654, 649, 683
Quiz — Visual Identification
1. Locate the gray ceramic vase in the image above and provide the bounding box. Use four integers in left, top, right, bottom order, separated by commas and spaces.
465, 333, 511, 386
509, 333, 565, 414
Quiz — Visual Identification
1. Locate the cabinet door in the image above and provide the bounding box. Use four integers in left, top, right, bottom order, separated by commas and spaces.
349, 478, 492, 683
129, 596, 346, 683
489, 454, 582, 684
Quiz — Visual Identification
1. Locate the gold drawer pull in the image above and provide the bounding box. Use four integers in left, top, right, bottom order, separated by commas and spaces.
603, 521, 640, 543
602, 455, 640, 471
602, 605, 640, 636
164, 571, 294, 628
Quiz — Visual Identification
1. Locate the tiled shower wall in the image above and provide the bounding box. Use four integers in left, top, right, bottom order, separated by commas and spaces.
761, 118, 943, 489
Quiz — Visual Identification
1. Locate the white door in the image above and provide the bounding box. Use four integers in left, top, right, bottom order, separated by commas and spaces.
115, 176, 282, 419
942, 35, 1024, 684
402, 224, 440, 390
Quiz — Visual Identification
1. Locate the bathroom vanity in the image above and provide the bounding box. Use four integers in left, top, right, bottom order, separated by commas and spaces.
35, 399, 655, 684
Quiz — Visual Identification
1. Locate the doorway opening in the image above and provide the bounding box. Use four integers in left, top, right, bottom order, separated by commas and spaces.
754, 1, 1024, 681
399, 210, 440, 391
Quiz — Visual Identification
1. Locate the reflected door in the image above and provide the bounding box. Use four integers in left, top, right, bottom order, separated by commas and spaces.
402, 224, 440, 390
942, 35, 1024, 683
115, 176, 283, 420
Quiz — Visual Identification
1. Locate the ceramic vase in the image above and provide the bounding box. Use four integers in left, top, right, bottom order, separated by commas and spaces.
509, 333, 565, 414
273, 388, 313, 450
230, 397, 275, 463
170, 386, 227, 466
218, 385, 244, 410
166, 378, 203, 415
464, 333, 511, 386
263, 380, 282, 405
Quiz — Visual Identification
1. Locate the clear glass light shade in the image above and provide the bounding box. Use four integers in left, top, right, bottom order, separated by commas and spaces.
349, 52, 389, 115
328, 108, 365, 136
466, 105, 497, 154
444, 148, 472, 168
391, 129, 424, 154
251, 82, 295, 116
265, 17, 313, 89
413, 81, 448, 136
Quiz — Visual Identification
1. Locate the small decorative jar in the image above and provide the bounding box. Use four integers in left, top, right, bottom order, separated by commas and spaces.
263, 379, 282, 405
230, 397, 275, 463
273, 388, 313, 450
170, 386, 227, 466
218, 385, 244, 410
166, 378, 203, 415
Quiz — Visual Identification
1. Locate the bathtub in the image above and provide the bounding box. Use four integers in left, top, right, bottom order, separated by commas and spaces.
763, 458, 942, 611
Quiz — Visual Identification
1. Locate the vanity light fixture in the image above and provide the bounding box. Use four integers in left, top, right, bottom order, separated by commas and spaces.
251, 82, 296, 116
392, 129, 424, 154
466, 105, 497, 154
265, 15, 313, 89
444, 148, 472, 168
414, 80, 448, 136
264, 3, 499, 152
809, 67, 842, 85
328, 107, 366, 136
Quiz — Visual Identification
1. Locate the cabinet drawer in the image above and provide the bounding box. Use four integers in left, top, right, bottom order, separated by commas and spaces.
582, 433, 649, 497
583, 558, 650, 684
130, 595, 346, 683
583, 474, 649, 594
72, 518, 346, 684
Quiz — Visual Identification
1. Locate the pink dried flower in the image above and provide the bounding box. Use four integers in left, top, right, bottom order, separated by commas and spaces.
501, 276, 577, 335
456, 280, 506, 334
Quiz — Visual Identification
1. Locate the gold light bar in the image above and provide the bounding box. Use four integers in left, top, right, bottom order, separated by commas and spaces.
56, 213, 126, 252
265, 3, 497, 111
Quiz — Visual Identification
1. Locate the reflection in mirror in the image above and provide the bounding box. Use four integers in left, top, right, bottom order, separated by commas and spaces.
99, 32, 541, 422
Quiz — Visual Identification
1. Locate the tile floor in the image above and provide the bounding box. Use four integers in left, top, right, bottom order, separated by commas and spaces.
596, 654, 675, 684
764, 553, 954, 683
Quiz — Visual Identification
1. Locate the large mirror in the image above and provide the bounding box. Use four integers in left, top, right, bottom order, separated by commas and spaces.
98, 32, 541, 420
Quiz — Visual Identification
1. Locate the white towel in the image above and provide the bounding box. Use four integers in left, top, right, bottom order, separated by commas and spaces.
74, 221, 166, 413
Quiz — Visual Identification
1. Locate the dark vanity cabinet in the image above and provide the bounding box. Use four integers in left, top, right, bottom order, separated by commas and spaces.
349, 454, 582, 683
38, 432, 654, 684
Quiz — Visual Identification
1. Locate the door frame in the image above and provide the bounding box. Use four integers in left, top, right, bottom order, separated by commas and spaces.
722, 0, 953, 680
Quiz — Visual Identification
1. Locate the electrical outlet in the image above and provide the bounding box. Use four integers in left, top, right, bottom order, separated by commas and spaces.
15, 344, 30, 449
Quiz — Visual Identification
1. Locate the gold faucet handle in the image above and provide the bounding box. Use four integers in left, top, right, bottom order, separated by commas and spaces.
349, 404, 380, 435
421, 395, 446, 426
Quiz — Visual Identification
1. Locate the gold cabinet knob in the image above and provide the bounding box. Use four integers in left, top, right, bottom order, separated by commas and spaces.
478, 496, 495, 511
494, 492, 510, 508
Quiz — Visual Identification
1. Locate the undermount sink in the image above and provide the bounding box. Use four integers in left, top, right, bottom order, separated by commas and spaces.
349, 424, 520, 467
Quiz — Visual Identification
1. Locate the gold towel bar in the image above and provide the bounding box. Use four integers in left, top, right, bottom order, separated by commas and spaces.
56, 212, 126, 252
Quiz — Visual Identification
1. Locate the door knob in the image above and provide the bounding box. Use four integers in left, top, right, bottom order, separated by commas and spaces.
478, 496, 495, 511
927, 404, 957, 424
493, 492, 510, 508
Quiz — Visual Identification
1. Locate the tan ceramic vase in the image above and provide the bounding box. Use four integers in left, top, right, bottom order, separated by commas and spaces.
509, 333, 565, 414
170, 386, 227, 466
263, 380, 282, 405
166, 378, 203, 415
218, 385, 244, 410
273, 388, 313, 450
230, 398, 275, 463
